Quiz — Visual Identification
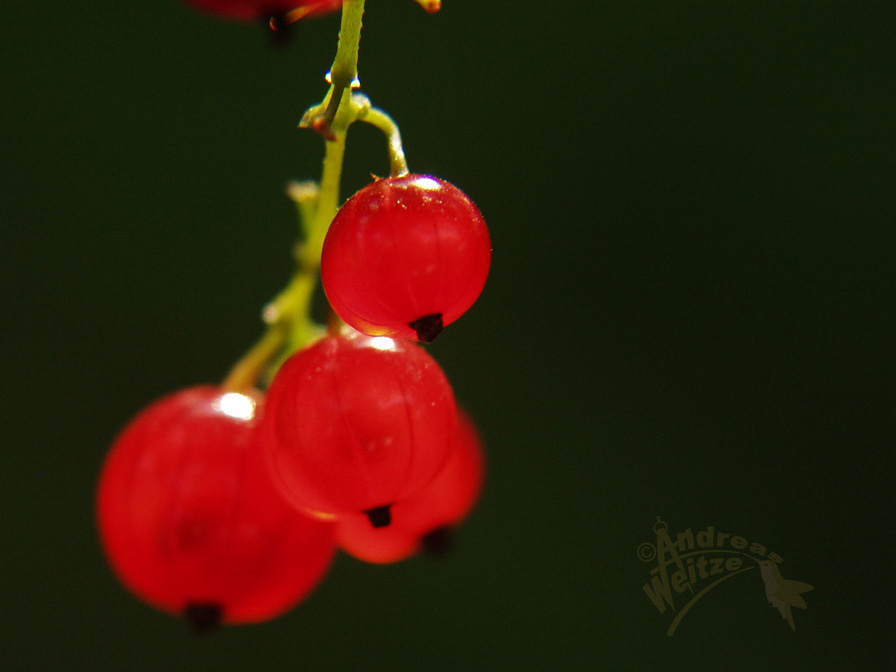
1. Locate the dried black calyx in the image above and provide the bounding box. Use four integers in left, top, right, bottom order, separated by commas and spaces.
364, 505, 393, 528
409, 314, 444, 343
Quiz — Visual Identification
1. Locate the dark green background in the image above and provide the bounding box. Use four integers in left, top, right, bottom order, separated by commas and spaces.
2, 1, 892, 669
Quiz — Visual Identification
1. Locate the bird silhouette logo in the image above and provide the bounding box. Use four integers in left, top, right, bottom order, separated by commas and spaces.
757, 559, 813, 630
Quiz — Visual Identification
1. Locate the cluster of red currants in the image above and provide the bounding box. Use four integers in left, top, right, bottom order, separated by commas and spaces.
96, 174, 491, 629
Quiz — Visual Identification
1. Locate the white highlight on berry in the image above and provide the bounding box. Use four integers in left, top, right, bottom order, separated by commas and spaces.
413, 176, 442, 191
368, 336, 398, 352
215, 393, 256, 421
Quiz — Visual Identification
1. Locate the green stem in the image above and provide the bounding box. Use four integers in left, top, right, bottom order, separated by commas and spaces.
313, 0, 365, 132
222, 0, 367, 392
221, 326, 285, 393
300, 113, 348, 271
359, 105, 409, 177
329, 0, 364, 91
285, 180, 320, 239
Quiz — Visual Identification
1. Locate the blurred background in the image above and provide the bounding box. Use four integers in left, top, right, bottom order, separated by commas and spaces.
2, 1, 892, 669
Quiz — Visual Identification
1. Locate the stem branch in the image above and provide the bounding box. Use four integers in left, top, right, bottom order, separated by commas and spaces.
222, 0, 380, 391
359, 105, 409, 177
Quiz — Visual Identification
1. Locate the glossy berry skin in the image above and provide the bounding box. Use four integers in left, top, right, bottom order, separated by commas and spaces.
96, 386, 336, 629
261, 331, 457, 524
336, 409, 485, 564
181, 0, 341, 21
321, 174, 491, 342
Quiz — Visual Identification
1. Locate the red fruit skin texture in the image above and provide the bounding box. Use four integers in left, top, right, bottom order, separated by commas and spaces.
96, 386, 336, 624
321, 175, 491, 340
182, 0, 341, 21
261, 332, 458, 519
336, 409, 485, 563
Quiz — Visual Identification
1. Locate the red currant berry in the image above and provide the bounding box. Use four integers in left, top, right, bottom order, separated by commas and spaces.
261, 331, 457, 526
181, 0, 341, 21
321, 174, 491, 342
335, 408, 485, 563
96, 386, 335, 630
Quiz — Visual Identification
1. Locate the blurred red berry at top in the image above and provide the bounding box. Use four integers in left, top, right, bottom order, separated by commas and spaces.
181, 0, 342, 21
